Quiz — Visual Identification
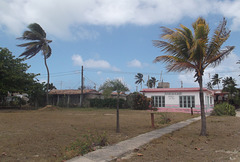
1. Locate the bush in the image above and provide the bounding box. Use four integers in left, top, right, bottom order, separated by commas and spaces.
126, 92, 150, 110
158, 113, 171, 124
89, 98, 125, 108
211, 102, 236, 116
64, 132, 108, 159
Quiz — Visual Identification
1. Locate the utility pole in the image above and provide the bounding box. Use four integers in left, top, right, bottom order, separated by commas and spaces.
80, 66, 84, 107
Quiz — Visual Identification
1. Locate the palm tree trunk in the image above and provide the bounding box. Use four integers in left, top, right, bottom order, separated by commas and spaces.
44, 55, 49, 105
198, 75, 207, 136
116, 93, 120, 133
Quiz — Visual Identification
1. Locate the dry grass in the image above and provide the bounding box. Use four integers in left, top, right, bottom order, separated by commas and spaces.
120, 115, 240, 162
0, 108, 197, 161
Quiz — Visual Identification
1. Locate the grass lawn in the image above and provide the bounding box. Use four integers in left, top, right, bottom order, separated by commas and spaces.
119, 115, 240, 162
0, 107, 198, 161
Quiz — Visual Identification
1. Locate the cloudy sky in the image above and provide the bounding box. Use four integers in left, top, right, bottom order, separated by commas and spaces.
1, 0, 240, 91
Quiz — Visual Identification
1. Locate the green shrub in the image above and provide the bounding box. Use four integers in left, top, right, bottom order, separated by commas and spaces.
89, 98, 125, 108
211, 102, 236, 116
158, 113, 171, 124
64, 132, 108, 159
126, 92, 150, 110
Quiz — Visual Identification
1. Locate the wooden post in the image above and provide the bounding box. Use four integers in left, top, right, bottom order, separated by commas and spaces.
191, 107, 193, 115
80, 66, 83, 107
151, 112, 155, 128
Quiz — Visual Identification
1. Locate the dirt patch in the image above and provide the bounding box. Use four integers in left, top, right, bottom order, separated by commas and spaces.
118, 116, 240, 162
0, 109, 197, 161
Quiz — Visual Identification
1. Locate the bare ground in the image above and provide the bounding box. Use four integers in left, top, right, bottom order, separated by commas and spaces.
0, 108, 197, 161
118, 115, 240, 162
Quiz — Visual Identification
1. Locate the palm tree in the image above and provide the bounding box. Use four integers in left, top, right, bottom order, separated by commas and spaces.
17, 23, 52, 105
206, 82, 213, 90
211, 74, 222, 89
151, 77, 158, 88
99, 79, 129, 133
135, 73, 144, 90
222, 77, 237, 102
153, 17, 234, 136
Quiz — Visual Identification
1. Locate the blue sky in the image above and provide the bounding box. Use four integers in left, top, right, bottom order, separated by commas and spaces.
1, 0, 240, 92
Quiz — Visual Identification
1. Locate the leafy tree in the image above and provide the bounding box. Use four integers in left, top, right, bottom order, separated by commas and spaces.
211, 74, 222, 89
153, 17, 234, 136
0, 48, 37, 105
99, 79, 129, 133
17, 23, 52, 105
127, 92, 150, 110
135, 73, 144, 90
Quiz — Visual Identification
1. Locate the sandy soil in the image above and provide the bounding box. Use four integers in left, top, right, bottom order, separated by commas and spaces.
118, 115, 240, 162
0, 108, 196, 161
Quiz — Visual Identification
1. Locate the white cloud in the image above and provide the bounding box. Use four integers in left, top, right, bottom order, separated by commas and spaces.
127, 59, 142, 68
1, 0, 240, 39
72, 54, 120, 70
178, 53, 240, 88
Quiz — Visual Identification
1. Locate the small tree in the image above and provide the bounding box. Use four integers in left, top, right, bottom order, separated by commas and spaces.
99, 79, 129, 133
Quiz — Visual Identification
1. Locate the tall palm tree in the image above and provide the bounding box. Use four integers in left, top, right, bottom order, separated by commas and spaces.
150, 77, 158, 88
153, 17, 234, 136
99, 79, 129, 133
206, 82, 213, 90
222, 77, 237, 101
211, 74, 222, 89
17, 23, 52, 105
135, 73, 144, 90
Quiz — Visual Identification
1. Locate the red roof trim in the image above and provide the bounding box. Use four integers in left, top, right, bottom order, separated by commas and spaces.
141, 87, 213, 93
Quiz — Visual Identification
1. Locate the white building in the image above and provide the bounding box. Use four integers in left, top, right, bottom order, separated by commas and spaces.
141, 87, 214, 113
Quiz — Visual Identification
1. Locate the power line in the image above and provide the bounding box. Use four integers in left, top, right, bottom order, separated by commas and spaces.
36, 68, 240, 79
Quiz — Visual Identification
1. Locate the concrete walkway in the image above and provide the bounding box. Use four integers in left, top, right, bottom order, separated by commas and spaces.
67, 116, 202, 162
236, 111, 240, 117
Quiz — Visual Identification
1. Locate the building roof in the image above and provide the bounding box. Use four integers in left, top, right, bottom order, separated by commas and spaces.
141, 87, 214, 94
49, 89, 100, 95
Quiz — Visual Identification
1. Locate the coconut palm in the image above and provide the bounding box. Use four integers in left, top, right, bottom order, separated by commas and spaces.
222, 77, 237, 101
17, 23, 52, 105
211, 74, 222, 89
99, 79, 129, 133
206, 82, 213, 90
151, 77, 158, 88
153, 17, 234, 136
135, 73, 144, 90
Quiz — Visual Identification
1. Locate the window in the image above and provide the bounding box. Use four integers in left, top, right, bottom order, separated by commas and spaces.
151, 96, 165, 107
179, 96, 195, 108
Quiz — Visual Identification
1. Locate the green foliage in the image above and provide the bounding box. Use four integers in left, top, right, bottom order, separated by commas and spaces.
211, 102, 236, 116
158, 113, 171, 124
0, 48, 38, 106
127, 92, 150, 110
99, 79, 129, 94
89, 98, 125, 108
64, 132, 108, 159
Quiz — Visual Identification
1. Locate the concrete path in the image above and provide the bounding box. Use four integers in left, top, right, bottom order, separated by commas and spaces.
67, 116, 202, 162
236, 111, 240, 117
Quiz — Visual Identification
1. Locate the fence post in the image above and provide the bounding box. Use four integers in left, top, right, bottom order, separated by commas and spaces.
151, 112, 155, 128
191, 107, 193, 115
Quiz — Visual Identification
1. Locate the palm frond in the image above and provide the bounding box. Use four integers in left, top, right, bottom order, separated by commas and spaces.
204, 46, 234, 68
17, 41, 40, 47
28, 23, 46, 38
19, 44, 42, 59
